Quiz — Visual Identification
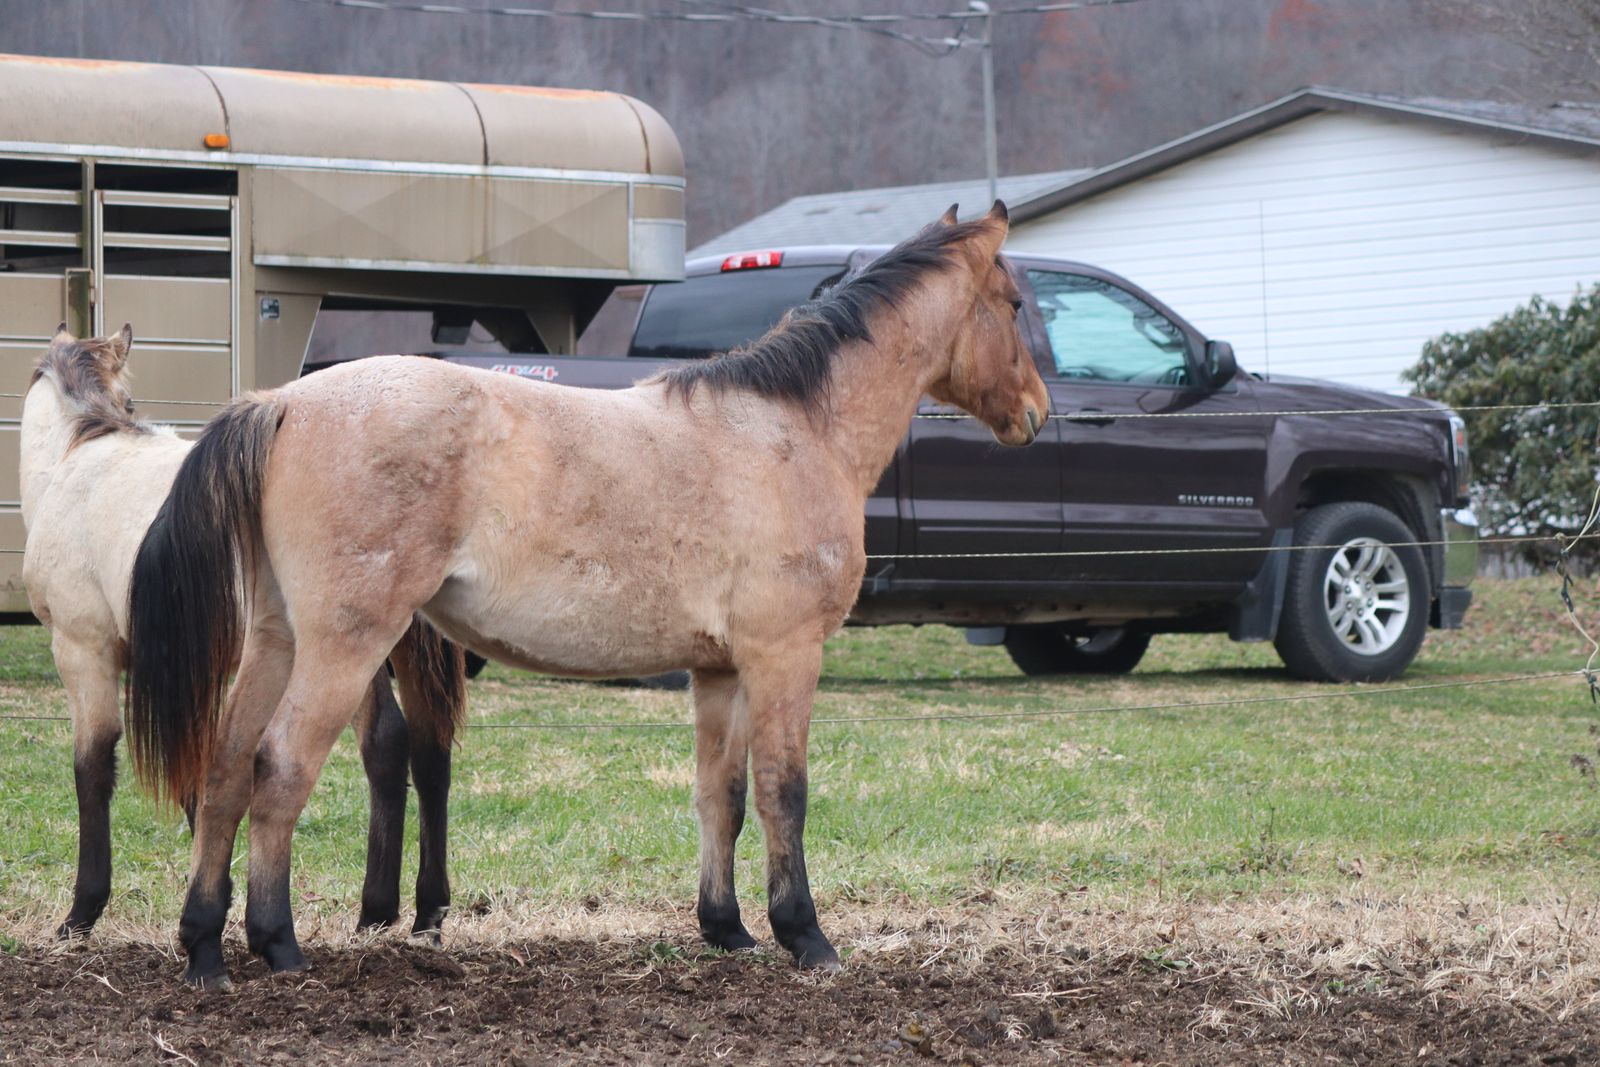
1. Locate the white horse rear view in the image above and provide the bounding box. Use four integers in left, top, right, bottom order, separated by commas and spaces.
22, 326, 465, 945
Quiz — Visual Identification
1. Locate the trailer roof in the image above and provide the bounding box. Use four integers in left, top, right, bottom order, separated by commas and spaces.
0, 53, 682, 178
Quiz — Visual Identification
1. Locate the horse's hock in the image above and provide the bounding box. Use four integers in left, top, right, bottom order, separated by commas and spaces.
0, 52, 688, 612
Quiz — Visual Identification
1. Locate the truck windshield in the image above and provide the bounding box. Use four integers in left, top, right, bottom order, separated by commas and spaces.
628, 265, 844, 360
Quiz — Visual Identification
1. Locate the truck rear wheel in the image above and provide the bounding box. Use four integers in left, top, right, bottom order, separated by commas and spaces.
1003, 626, 1151, 676
1274, 502, 1428, 682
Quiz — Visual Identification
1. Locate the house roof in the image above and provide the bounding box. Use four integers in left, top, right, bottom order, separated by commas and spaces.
688, 169, 1088, 257
1009, 86, 1600, 224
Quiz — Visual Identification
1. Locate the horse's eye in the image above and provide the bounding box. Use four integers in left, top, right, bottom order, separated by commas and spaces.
1008, 298, 1023, 314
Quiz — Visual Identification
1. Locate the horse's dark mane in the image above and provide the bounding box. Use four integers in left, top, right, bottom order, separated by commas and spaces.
31, 336, 151, 448
655, 217, 993, 416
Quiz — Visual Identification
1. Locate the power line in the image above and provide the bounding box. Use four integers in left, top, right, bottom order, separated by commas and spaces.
286, 0, 1154, 28
671, 0, 970, 56
279, 0, 1159, 56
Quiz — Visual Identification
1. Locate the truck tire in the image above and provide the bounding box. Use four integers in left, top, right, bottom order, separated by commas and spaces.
1003, 626, 1151, 676
1274, 502, 1428, 683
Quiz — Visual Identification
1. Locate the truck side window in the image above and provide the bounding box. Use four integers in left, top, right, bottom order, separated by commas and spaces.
1026, 270, 1188, 386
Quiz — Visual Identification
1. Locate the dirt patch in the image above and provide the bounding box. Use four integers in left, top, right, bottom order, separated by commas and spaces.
3, 916, 1596, 1066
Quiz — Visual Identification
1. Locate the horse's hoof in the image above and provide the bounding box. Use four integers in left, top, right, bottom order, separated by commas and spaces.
791, 938, 842, 971
409, 927, 443, 948
55, 920, 91, 942
356, 912, 398, 934
265, 947, 310, 974
184, 968, 234, 992
703, 926, 759, 953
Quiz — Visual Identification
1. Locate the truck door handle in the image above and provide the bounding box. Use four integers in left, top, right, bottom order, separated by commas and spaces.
1064, 408, 1115, 426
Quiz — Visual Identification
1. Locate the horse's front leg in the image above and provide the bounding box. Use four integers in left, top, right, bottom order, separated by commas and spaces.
244, 648, 384, 974
52, 637, 121, 939
354, 671, 409, 932
743, 646, 839, 969
692, 668, 755, 951
180, 621, 295, 989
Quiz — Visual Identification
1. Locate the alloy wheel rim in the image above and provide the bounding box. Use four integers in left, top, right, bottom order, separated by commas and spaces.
1321, 537, 1410, 655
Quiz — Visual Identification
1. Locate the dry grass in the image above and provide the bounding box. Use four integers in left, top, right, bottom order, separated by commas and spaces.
8, 891, 1599, 1026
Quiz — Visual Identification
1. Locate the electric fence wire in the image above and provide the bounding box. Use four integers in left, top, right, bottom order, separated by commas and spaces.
0, 670, 1588, 730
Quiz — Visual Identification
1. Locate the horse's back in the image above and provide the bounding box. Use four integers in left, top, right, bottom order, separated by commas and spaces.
24, 432, 189, 637
262, 355, 866, 673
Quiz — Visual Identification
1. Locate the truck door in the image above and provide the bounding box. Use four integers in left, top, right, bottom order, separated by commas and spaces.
904, 264, 1065, 583
1023, 266, 1273, 586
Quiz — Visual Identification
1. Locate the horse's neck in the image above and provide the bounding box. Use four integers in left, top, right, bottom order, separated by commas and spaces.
19, 381, 77, 524
821, 288, 955, 498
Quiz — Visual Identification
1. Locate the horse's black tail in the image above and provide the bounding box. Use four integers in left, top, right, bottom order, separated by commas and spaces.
125, 396, 285, 810
390, 616, 467, 750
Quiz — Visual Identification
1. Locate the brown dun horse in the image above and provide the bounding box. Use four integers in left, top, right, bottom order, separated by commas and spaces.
127, 202, 1048, 987
21, 326, 465, 950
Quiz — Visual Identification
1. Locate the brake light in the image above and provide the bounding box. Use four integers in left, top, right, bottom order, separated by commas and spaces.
721, 250, 784, 271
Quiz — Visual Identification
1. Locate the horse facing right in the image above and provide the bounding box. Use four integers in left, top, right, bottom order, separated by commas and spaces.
127, 202, 1048, 988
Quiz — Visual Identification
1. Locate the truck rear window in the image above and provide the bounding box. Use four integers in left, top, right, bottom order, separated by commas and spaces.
628, 265, 844, 360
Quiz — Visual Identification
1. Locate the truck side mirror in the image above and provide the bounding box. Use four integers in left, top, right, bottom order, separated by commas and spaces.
1204, 340, 1237, 389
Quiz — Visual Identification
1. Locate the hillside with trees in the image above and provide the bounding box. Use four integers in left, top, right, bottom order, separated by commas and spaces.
1, 0, 1591, 244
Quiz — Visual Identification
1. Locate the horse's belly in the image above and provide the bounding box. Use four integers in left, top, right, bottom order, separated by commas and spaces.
423, 566, 730, 678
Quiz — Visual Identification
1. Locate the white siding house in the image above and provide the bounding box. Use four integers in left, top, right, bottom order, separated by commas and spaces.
1006, 89, 1600, 393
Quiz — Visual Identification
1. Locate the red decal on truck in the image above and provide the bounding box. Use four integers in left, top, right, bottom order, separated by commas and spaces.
490, 364, 559, 381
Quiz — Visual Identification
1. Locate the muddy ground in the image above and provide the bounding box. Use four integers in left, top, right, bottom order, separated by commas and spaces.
2, 927, 1595, 1067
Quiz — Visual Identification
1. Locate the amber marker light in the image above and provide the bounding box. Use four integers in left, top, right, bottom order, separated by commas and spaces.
203, 132, 230, 150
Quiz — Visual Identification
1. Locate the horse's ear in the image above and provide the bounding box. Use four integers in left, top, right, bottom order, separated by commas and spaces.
940, 203, 959, 226
51, 322, 72, 345
109, 323, 133, 368
970, 200, 1010, 260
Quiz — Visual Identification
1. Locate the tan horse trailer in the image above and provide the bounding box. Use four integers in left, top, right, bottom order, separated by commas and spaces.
0, 53, 685, 614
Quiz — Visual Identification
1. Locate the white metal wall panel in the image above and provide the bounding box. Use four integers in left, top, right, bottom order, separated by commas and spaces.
1008, 112, 1600, 393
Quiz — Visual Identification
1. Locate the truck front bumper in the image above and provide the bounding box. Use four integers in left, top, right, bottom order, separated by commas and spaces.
1435, 507, 1478, 629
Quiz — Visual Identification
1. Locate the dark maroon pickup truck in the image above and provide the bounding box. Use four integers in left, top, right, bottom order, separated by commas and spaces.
437, 246, 1477, 683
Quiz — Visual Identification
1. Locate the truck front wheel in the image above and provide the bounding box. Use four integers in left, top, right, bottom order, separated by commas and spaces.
1274, 502, 1428, 682
1003, 626, 1151, 676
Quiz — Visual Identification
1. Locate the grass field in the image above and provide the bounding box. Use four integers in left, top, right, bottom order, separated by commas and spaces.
2, 575, 1597, 942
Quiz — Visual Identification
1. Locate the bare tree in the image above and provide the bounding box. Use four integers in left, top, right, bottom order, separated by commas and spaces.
1432, 0, 1600, 99
0, 0, 1586, 245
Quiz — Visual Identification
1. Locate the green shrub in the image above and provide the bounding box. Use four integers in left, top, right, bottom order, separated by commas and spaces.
1404, 286, 1600, 563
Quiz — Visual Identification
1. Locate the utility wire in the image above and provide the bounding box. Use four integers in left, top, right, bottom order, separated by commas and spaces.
671, 0, 970, 56
286, 0, 1154, 29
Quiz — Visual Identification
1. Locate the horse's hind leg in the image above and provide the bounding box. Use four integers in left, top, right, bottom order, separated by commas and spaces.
692, 668, 756, 951
743, 646, 838, 969
243, 639, 400, 973
354, 672, 409, 932
179, 613, 296, 988
389, 622, 461, 943
408, 723, 452, 942
52, 637, 121, 939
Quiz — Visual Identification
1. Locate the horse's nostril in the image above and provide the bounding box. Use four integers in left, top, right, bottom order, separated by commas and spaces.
1025, 408, 1040, 436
